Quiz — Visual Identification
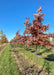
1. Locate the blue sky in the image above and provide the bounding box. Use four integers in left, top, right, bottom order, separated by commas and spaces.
0, 0, 54, 41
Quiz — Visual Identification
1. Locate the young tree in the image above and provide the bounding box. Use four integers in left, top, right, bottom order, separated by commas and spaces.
23, 6, 54, 74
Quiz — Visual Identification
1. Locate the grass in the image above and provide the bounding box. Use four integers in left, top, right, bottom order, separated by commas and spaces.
0, 44, 20, 75
16, 44, 54, 58
16, 47, 54, 73
10, 43, 54, 73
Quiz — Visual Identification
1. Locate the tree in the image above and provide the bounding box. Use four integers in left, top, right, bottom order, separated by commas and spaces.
10, 6, 54, 74
16, 30, 20, 36
0, 30, 4, 43
1, 35, 8, 43
0, 30, 3, 38
23, 17, 31, 36
23, 6, 54, 74
0, 30, 8, 43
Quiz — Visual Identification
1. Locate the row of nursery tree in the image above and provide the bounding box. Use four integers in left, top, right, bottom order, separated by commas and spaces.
10, 6, 54, 49
10, 6, 54, 74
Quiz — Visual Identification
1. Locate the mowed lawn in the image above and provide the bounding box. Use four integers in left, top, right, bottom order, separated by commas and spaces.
0, 44, 20, 75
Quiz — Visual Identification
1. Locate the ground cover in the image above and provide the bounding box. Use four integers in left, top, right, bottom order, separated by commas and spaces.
16, 47, 54, 74
0, 44, 20, 75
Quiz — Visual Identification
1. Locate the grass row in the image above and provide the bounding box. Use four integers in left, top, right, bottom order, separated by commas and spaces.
16, 47, 54, 73
0, 44, 20, 75
11, 43, 54, 59
15, 44, 54, 59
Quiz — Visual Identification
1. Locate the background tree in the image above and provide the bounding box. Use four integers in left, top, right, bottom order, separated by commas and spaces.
0, 30, 3, 38
0, 30, 4, 43
1, 34, 8, 43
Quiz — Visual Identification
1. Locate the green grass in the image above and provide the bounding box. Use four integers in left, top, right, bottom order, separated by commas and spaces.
11, 43, 54, 73
0, 44, 20, 75
16, 47, 54, 73
18, 44, 54, 58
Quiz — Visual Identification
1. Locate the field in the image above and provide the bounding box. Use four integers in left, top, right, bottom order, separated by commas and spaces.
0, 43, 54, 75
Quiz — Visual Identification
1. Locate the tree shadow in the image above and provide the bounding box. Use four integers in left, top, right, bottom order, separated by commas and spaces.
38, 60, 46, 75
25, 47, 36, 53
47, 54, 54, 59
38, 60, 51, 75
37, 48, 51, 55
44, 61, 51, 75
44, 54, 54, 61
31, 50, 36, 53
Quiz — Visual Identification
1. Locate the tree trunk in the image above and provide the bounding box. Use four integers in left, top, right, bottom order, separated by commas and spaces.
36, 45, 38, 75
39, 45, 40, 51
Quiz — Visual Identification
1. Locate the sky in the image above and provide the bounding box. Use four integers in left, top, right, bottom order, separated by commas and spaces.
0, 0, 54, 41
